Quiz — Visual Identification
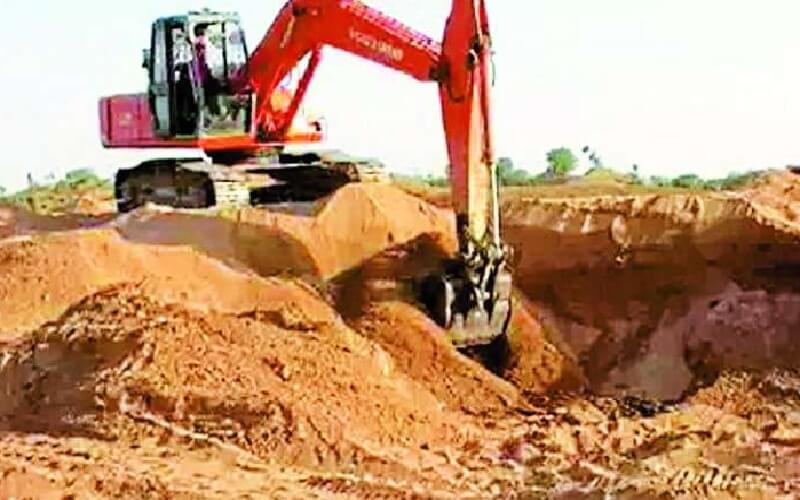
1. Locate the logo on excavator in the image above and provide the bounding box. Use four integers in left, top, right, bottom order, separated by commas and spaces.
348, 28, 404, 62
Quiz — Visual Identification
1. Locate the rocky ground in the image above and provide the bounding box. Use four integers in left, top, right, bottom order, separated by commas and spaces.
1, 172, 799, 498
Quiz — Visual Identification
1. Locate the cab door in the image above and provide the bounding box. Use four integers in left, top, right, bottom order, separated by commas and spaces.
196, 21, 254, 141
149, 19, 173, 137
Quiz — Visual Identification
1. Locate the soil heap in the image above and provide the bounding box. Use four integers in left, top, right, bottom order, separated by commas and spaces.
0, 229, 554, 497
0, 230, 332, 336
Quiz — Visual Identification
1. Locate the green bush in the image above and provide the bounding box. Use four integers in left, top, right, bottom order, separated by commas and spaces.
670, 174, 704, 189
584, 167, 624, 181
0, 168, 112, 214
424, 174, 449, 188
546, 148, 578, 177
61, 169, 111, 190
716, 171, 759, 190
647, 176, 671, 188
396, 159, 764, 193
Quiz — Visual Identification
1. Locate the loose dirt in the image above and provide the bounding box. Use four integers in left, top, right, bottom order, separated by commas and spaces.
1, 176, 800, 497
0, 287, 465, 473
352, 301, 519, 417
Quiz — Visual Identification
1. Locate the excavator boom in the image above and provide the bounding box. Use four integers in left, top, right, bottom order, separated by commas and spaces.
240, 1, 440, 139
236, 0, 511, 344
245, 0, 498, 249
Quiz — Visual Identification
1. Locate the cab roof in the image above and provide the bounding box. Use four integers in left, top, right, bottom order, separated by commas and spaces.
157, 9, 241, 26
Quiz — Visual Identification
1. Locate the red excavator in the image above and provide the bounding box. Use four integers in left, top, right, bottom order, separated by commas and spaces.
98, 0, 512, 346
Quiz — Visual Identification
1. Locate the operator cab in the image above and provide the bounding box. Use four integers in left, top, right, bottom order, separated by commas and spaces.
143, 10, 252, 139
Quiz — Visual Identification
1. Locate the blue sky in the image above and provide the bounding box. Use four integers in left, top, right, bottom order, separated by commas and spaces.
2, 1, 800, 191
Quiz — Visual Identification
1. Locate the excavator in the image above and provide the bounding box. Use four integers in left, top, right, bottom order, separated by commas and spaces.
98, 0, 513, 346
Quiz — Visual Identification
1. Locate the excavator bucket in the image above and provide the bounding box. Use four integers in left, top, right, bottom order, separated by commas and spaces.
419, 0, 513, 347
419, 256, 513, 347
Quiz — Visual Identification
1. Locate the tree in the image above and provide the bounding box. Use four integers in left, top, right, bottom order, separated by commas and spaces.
495, 156, 535, 186
648, 175, 671, 188
497, 157, 515, 180
53, 168, 112, 191
671, 173, 703, 189
546, 148, 578, 177
0, 185, 5, 197
582, 146, 603, 169
630, 164, 642, 184
719, 171, 758, 190
65, 169, 104, 187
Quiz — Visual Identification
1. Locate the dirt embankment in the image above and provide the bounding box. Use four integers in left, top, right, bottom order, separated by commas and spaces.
0, 204, 112, 239
0, 287, 459, 469
740, 170, 800, 226
113, 183, 458, 281
502, 172, 800, 400
5, 175, 800, 404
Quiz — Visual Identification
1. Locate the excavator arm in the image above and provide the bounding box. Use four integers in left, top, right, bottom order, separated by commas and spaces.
243, 0, 512, 344
239, 1, 440, 136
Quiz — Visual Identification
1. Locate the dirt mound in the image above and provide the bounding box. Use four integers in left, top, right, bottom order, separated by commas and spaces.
308, 183, 456, 278
0, 286, 475, 484
503, 297, 585, 394
0, 230, 334, 336
353, 301, 519, 416
114, 183, 457, 282
0, 225, 538, 495
0, 204, 112, 239
502, 190, 800, 400
351, 299, 584, 416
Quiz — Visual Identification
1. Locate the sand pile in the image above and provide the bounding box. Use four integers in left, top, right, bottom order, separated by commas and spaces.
0, 229, 551, 494
502, 189, 800, 400
109, 184, 578, 402
114, 183, 457, 281
351, 299, 583, 415
112, 208, 322, 278
0, 230, 334, 336
0, 286, 475, 484
353, 301, 519, 416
